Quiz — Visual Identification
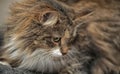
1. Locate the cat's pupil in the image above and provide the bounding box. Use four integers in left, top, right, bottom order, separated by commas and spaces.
53, 37, 61, 43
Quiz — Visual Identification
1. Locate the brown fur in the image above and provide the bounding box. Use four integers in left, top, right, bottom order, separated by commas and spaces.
0, 0, 120, 74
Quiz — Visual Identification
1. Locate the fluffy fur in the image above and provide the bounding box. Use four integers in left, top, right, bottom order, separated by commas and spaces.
0, 0, 120, 74
0, 64, 45, 74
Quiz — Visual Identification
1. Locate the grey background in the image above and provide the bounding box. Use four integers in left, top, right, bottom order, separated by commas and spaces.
0, 0, 19, 26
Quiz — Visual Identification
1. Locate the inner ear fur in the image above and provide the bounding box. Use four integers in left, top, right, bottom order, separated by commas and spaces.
35, 11, 59, 26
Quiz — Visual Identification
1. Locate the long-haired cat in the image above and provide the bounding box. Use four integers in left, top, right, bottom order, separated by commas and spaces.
0, 0, 120, 74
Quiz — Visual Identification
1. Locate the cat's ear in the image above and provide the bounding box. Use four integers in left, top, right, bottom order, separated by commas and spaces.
36, 11, 59, 26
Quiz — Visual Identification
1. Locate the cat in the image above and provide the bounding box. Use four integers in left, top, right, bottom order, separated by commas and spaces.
0, 0, 120, 74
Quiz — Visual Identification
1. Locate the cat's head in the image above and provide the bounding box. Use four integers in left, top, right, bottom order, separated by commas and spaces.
3, 0, 91, 72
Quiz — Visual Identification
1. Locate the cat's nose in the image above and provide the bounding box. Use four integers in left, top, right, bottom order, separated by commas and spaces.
60, 47, 69, 55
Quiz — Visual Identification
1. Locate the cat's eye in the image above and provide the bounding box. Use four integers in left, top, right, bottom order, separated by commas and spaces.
52, 37, 61, 43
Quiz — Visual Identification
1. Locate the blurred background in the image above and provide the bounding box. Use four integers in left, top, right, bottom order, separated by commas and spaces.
0, 0, 19, 26
0, 0, 16, 45
0, 0, 12, 25
0, 0, 20, 46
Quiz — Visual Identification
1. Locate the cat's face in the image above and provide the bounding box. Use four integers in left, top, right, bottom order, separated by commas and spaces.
5, 1, 90, 72
13, 10, 75, 57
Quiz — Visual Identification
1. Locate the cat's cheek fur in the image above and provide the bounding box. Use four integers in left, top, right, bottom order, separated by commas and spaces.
3, 36, 64, 72
18, 49, 65, 72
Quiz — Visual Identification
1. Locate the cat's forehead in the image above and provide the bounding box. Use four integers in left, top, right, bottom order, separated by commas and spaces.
42, 24, 67, 36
